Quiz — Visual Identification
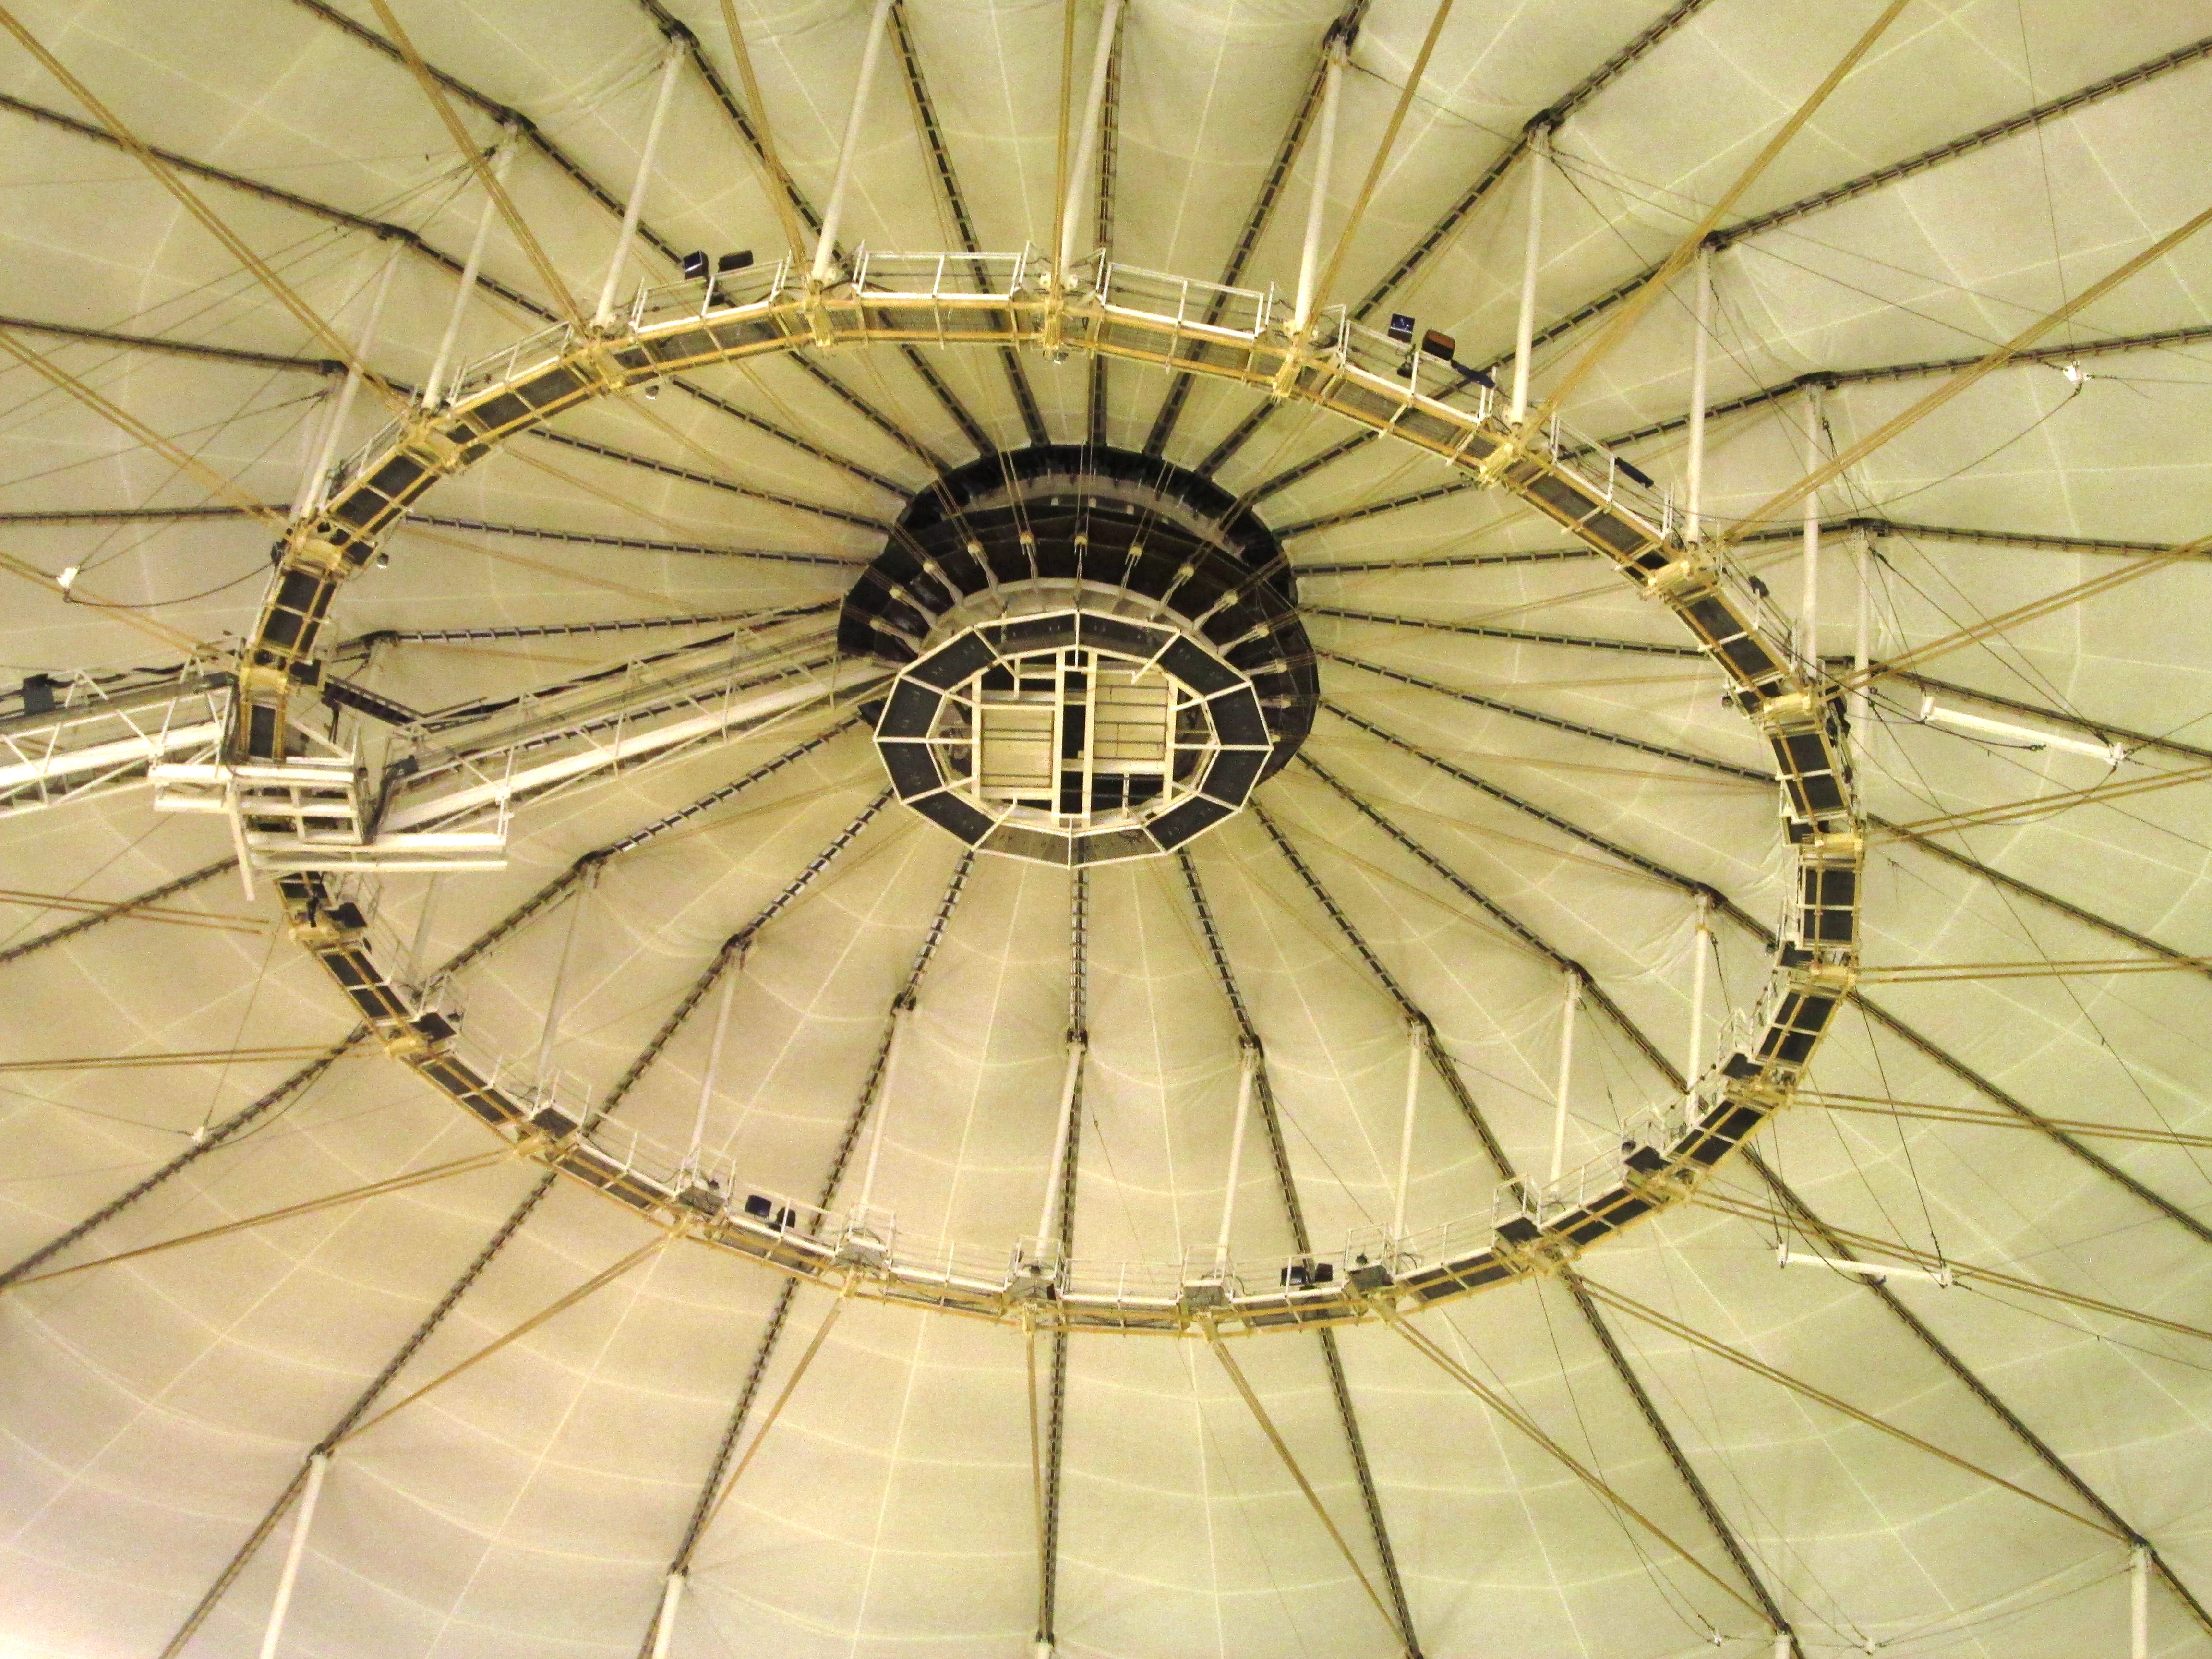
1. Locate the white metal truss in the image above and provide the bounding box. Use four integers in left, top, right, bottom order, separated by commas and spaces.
0, 656, 230, 817
144, 612, 864, 885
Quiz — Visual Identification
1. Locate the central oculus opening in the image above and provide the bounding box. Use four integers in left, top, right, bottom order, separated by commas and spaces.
842, 445, 1318, 866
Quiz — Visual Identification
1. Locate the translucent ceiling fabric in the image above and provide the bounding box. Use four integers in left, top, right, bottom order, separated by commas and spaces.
3, 0, 2212, 1656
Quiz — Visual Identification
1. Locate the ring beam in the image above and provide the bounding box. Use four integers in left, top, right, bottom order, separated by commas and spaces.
238, 250, 1862, 1336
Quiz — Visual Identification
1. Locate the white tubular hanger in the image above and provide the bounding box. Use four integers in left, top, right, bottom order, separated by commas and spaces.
1684, 242, 1712, 542
854, 1000, 913, 1225
532, 879, 590, 1086
1509, 123, 1551, 425
683, 968, 741, 1179
1548, 968, 1580, 1184
303, 242, 402, 516
649, 1569, 685, 1659
595, 41, 687, 330
1213, 1042, 1260, 1266
1290, 36, 1346, 335
812, 0, 899, 286
1684, 895, 1711, 1115
1777, 1239, 1953, 1288
1800, 385, 1823, 664
2132, 1543, 2150, 1659
257, 1451, 328, 1659
1391, 1021, 1420, 1242
423, 136, 515, 406
1034, 1036, 1087, 1245
1057, 0, 1125, 275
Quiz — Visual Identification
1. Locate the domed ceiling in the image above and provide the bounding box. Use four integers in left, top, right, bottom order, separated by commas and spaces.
3, 1, 2212, 1657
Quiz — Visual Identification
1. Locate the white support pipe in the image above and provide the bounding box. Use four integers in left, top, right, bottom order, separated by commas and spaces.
288, 385, 337, 521
1776, 1241, 1953, 1287
1772, 1633, 1791, 1659
533, 886, 588, 1086
1509, 126, 1550, 425
1801, 387, 1823, 667
1684, 244, 1712, 541
811, 0, 899, 286
1685, 897, 1711, 1115
1034, 1039, 1086, 1245
594, 44, 686, 330
1548, 970, 1580, 1184
1391, 1022, 1421, 1240
2132, 1544, 2150, 1659
685, 969, 739, 1175
258, 1453, 327, 1659
303, 243, 401, 516
1056, 0, 1124, 275
423, 141, 513, 407
1214, 1046, 1259, 1264
1918, 697, 2125, 764
1852, 529, 1872, 760
855, 1004, 911, 1224
407, 872, 442, 988
649, 1570, 685, 1659
1289, 43, 1345, 334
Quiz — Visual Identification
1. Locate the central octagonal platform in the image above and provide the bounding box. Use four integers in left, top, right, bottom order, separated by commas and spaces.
842, 445, 1318, 864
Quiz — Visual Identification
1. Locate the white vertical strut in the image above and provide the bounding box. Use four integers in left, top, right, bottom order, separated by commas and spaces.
423, 140, 513, 406
1392, 1022, 1421, 1240
649, 1569, 685, 1659
257, 1452, 327, 1659
2132, 1544, 2150, 1659
1851, 529, 1873, 761
1290, 40, 1345, 334
1800, 386, 1823, 665
685, 969, 739, 1176
855, 1003, 911, 1224
406, 872, 443, 988
595, 42, 686, 330
1772, 1633, 1791, 1659
1509, 125, 1550, 425
1684, 243, 1712, 542
533, 886, 589, 1086
812, 0, 899, 285
289, 381, 337, 521
1214, 1045, 1260, 1265
1057, 0, 1125, 274
304, 242, 402, 515
1549, 969, 1581, 1183
1685, 896, 1711, 1113
1035, 1038, 1087, 1244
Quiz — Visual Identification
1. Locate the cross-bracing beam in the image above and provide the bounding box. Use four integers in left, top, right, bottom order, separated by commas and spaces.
0, 858, 240, 967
